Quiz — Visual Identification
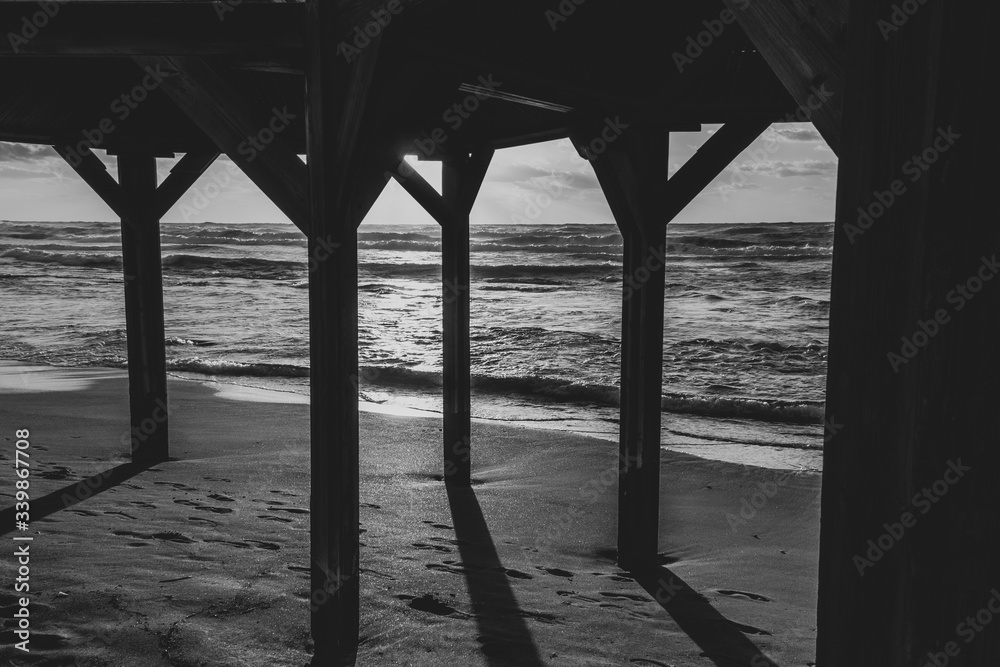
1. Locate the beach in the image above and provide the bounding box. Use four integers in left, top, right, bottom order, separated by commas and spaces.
0, 364, 820, 666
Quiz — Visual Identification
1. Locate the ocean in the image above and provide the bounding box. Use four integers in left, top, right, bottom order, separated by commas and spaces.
0, 219, 832, 470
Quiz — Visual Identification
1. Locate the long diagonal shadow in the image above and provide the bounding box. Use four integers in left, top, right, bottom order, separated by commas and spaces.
445, 484, 545, 667
0, 462, 157, 537
632, 565, 779, 667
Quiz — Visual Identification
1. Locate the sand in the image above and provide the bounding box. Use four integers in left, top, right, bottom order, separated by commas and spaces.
0, 363, 820, 666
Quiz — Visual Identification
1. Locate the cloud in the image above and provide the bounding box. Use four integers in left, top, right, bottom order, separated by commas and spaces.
736, 159, 838, 178
773, 127, 823, 142
0, 142, 57, 163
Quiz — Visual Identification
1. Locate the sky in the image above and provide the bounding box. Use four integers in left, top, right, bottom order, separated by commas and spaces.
0, 122, 835, 225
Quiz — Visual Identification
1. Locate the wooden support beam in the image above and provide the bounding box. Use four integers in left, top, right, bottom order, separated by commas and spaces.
117, 154, 168, 465
575, 117, 768, 570
151, 151, 220, 220
132, 56, 310, 232
722, 0, 846, 153
0, 3, 305, 59
53, 145, 131, 221
577, 125, 669, 570
388, 160, 460, 227
441, 149, 493, 486
305, 1, 384, 663
661, 118, 773, 222
817, 1, 1000, 663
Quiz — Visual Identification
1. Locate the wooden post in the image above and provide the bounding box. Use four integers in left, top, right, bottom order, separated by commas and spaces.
575, 118, 771, 570
304, 1, 382, 663
576, 125, 670, 570
440, 150, 492, 486
441, 159, 472, 486
817, 0, 1000, 663
617, 217, 667, 570
117, 153, 168, 465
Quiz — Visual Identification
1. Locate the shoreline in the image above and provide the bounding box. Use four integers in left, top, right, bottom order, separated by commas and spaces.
1, 360, 824, 472
0, 361, 820, 665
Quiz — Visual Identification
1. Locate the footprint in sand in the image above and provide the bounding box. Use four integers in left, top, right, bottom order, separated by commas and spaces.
412, 542, 452, 554
103, 510, 138, 520
112, 530, 196, 544
66, 508, 100, 517
535, 566, 574, 578
730, 621, 772, 636
154, 481, 198, 491
361, 502, 382, 509
203, 476, 232, 483
174, 498, 233, 513
717, 589, 772, 602
269, 489, 298, 497
258, 514, 294, 523
130, 501, 157, 509
208, 493, 235, 502
398, 593, 459, 616
629, 659, 675, 667
188, 516, 221, 527
265, 506, 308, 515
421, 520, 453, 530
600, 592, 653, 603
194, 505, 234, 514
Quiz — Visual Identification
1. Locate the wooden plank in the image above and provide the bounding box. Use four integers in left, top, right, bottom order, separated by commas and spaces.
304, 1, 384, 663
117, 153, 168, 465
817, 0, 1000, 663
441, 149, 493, 486
0, 3, 304, 59
151, 151, 220, 220
131, 56, 310, 232
722, 0, 846, 153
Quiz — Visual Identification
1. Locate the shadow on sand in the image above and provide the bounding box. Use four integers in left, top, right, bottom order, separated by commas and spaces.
0, 461, 159, 537
632, 564, 779, 667
445, 483, 546, 666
